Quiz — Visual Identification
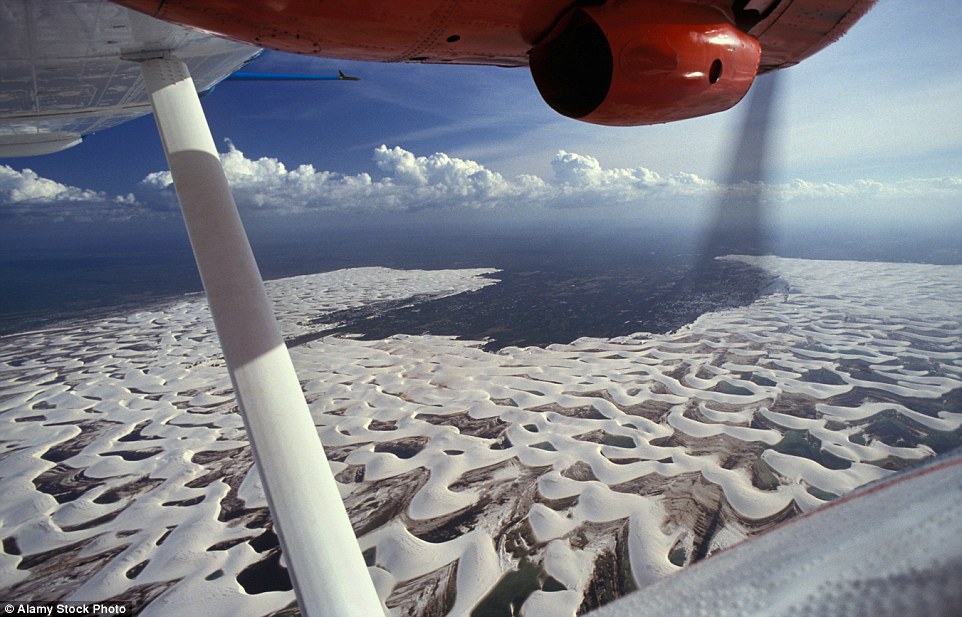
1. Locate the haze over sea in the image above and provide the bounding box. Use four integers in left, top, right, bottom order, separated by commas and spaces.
1, 214, 960, 343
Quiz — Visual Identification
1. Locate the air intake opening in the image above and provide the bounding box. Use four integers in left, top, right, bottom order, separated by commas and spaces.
709, 59, 723, 84
529, 11, 613, 119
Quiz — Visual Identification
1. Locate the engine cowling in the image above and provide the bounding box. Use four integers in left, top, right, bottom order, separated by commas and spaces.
529, 0, 761, 126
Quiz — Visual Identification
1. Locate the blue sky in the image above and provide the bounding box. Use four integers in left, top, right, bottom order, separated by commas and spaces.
0, 0, 960, 228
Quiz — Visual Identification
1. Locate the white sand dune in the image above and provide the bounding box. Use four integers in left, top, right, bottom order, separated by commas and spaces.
590, 449, 962, 617
1, 257, 960, 616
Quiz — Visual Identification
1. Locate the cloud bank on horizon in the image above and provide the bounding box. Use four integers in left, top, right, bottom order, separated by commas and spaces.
1, 141, 960, 223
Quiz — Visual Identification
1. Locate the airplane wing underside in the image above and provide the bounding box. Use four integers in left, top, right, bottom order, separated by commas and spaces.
0, 0, 260, 156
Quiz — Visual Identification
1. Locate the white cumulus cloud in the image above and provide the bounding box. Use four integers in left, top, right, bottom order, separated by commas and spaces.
137, 142, 539, 213
0, 165, 104, 203
774, 176, 962, 203
548, 150, 717, 208
3, 142, 960, 223
0, 164, 142, 222
178, 142, 715, 212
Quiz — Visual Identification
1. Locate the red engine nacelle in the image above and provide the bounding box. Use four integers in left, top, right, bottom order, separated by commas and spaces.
529, 0, 761, 126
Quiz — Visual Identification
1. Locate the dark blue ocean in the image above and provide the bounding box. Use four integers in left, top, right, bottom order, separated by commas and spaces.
2, 217, 959, 347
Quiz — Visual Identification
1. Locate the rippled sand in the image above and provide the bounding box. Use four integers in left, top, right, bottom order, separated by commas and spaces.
1, 257, 960, 616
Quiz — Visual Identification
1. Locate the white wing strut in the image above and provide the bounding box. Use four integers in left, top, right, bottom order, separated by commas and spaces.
139, 57, 384, 617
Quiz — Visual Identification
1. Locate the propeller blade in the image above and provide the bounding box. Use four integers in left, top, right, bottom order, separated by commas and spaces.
700, 70, 781, 259
651, 72, 783, 328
